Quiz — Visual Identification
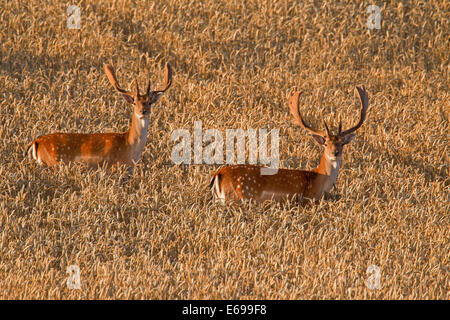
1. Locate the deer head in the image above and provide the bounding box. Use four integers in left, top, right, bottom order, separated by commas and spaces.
289, 86, 369, 162
104, 62, 173, 119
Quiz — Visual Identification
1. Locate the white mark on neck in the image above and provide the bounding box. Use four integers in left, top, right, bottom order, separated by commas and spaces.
326, 154, 340, 170
129, 112, 149, 162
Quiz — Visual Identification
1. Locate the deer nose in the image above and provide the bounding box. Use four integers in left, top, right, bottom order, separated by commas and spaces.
334, 150, 340, 157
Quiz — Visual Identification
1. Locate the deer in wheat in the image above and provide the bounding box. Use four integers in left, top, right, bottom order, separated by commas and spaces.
210, 86, 369, 203
25, 62, 172, 168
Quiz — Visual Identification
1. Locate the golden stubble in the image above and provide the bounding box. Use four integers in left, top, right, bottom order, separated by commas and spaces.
0, 0, 448, 299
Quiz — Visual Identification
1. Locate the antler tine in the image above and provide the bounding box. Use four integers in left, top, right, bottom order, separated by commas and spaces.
289, 91, 326, 136
154, 62, 173, 93
323, 120, 331, 136
340, 86, 369, 136
104, 64, 133, 96
134, 78, 139, 97
146, 79, 151, 95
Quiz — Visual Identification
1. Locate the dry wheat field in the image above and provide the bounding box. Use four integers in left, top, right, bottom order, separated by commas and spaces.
0, 0, 448, 299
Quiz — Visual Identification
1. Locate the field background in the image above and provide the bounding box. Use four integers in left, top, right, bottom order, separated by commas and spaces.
0, 0, 448, 299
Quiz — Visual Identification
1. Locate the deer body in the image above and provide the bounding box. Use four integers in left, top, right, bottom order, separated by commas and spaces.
211, 87, 369, 204
26, 62, 172, 168
211, 148, 341, 203
26, 118, 146, 167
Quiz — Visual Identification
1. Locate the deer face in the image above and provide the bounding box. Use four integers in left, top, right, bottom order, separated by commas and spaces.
312, 133, 356, 161
122, 91, 163, 119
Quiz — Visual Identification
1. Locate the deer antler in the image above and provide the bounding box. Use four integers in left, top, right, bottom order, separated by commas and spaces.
340, 86, 369, 136
146, 79, 151, 95
104, 64, 134, 96
289, 91, 326, 136
323, 120, 331, 136
153, 62, 172, 94
134, 79, 139, 97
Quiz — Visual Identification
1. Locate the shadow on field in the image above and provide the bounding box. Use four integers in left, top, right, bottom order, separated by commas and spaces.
364, 140, 448, 184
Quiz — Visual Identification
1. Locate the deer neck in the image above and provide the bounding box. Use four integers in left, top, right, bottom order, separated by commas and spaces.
126, 111, 149, 162
313, 151, 342, 194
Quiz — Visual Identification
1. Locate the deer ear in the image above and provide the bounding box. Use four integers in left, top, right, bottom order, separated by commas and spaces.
122, 93, 134, 104
311, 134, 326, 145
342, 133, 356, 145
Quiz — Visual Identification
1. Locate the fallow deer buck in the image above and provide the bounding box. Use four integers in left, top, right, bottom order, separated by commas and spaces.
210, 86, 369, 204
25, 62, 172, 168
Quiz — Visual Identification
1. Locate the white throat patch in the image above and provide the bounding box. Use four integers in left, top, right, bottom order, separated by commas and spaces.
330, 159, 338, 169
135, 112, 148, 126
326, 154, 339, 168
